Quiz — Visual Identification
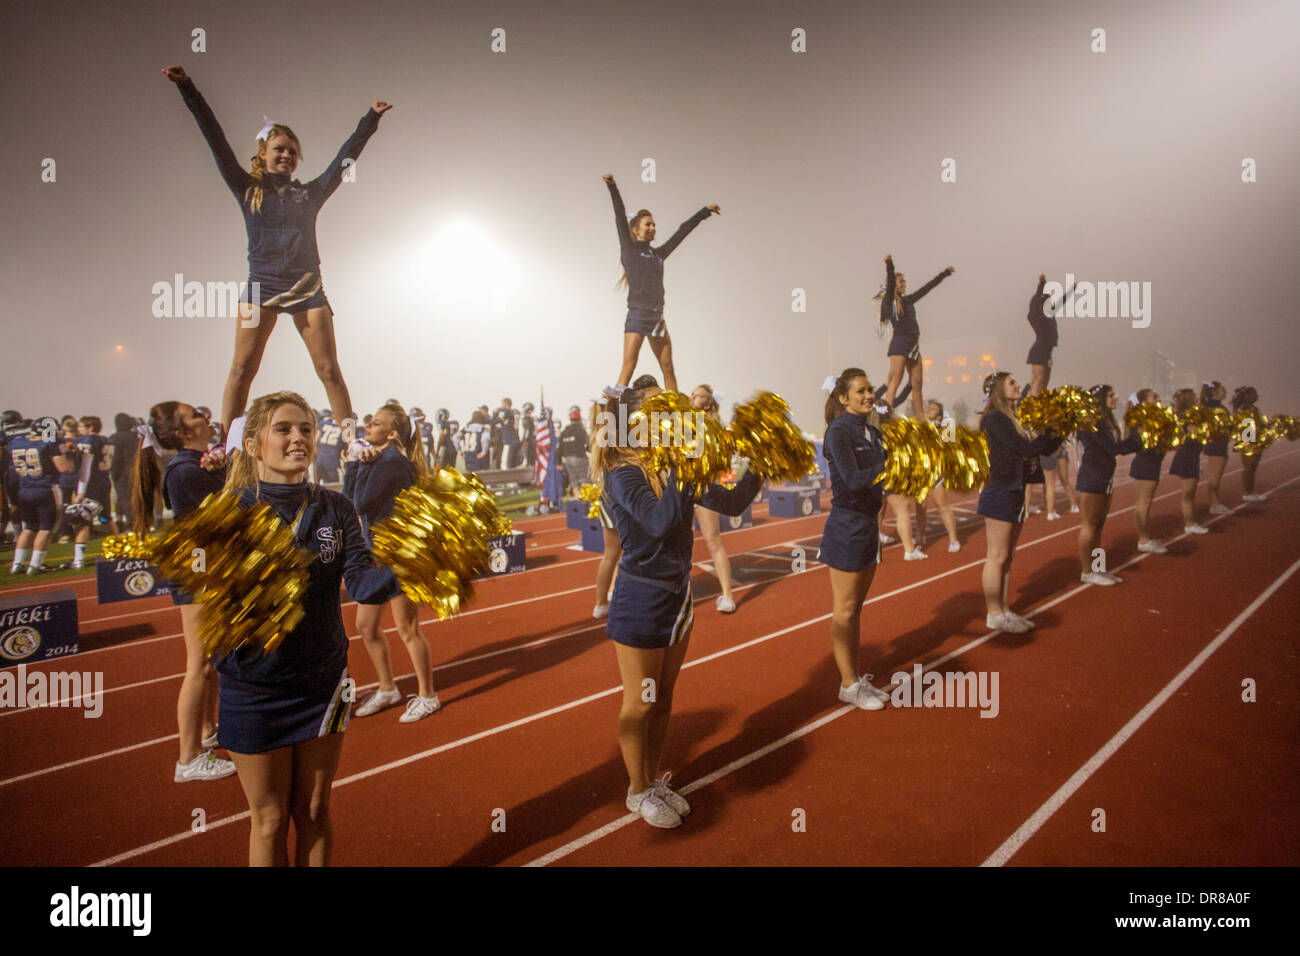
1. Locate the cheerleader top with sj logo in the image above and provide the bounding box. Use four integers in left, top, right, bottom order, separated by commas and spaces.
215, 481, 397, 689
175, 79, 383, 279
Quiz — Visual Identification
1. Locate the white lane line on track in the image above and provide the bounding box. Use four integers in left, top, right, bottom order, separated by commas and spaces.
980, 557, 1300, 867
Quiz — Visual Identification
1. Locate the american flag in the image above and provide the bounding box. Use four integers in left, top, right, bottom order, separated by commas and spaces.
534, 413, 562, 506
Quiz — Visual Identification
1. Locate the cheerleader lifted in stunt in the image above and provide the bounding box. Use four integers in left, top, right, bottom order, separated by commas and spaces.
878, 254, 954, 420
603, 174, 719, 393
163, 65, 392, 446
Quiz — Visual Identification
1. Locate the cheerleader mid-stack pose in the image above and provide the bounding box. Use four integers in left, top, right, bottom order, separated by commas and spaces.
820, 369, 893, 708
1076, 385, 1144, 585
603, 174, 719, 393
1200, 381, 1231, 514
916, 399, 962, 553
1026, 274, 1074, 397
350, 404, 441, 723
878, 254, 954, 420
7, 420, 72, 574
132, 402, 236, 782
1127, 389, 1171, 553
1233, 386, 1268, 503
220, 391, 399, 866
1168, 389, 1208, 532
597, 385, 760, 828
163, 66, 392, 441
978, 372, 1062, 633
690, 384, 738, 612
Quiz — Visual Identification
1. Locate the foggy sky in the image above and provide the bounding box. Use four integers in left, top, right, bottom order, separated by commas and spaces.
3, 0, 1297, 432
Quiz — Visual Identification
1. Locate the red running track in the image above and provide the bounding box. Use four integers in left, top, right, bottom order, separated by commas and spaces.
1, 451, 1296, 866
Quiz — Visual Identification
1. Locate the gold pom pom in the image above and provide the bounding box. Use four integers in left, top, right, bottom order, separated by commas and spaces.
728, 391, 816, 484
938, 425, 991, 493
100, 532, 156, 561
877, 418, 946, 501
1232, 408, 1273, 456
1017, 385, 1098, 438
1268, 413, 1299, 442
1123, 403, 1183, 452
150, 492, 311, 660
370, 467, 512, 618
576, 482, 602, 519
628, 391, 734, 490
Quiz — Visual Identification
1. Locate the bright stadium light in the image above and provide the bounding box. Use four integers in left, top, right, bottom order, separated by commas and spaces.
418, 220, 523, 312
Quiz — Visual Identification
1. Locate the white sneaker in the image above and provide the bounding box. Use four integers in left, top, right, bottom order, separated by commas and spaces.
1101, 571, 1124, 584
715, 595, 736, 614
626, 787, 682, 828
201, 727, 219, 749
652, 772, 691, 817
903, 548, 929, 561
986, 612, 1030, 634
879, 532, 895, 545
1069, 504, 1080, 514
1027, 506, 1042, 515
1080, 572, 1117, 586
1137, 539, 1168, 553
399, 693, 441, 723
857, 674, 892, 704
1045, 512, 1061, 521
947, 540, 961, 553
1005, 611, 1037, 631
1208, 504, 1231, 515
175, 750, 237, 783
592, 603, 610, 619
838, 679, 885, 710
354, 687, 402, 717
1184, 524, 1209, 535
1242, 493, 1266, 503
9, 565, 23, 575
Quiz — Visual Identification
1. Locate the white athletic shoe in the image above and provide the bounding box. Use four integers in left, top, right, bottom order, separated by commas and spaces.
1005, 611, 1037, 631
652, 772, 691, 817
1208, 504, 1231, 515
986, 612, 1031, 634
1069, 504, 1080, 514
9, 565, 24, 575
626, 787, 682, 828
1101, 571, 1124, 584
1184, 524, 1209, 535
201, 727, 219, 749
1027, 506, 1042, 515
354, 687, 402, 717
1045, 512, 1061, 521
903, 548, 929, 561
1137, 539, 1168, 553
947, 540, 961, 553
839, 679, 885, 711
715, 595, 736, 614
592, 603, 610, 619
399, 694, 441, 723
878, 532, 895, 545
175, 750, 237, 783
857, 674, 892, 704
1080, 572, 1117, 587
1242, 493, 1267, 503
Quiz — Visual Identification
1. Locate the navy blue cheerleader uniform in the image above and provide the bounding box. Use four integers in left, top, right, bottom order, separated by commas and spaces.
1129, 446, 1165, 482
175, 79, 383, 313
880, 258, 951, 361
978, 410, 1061, 523
162, 449, 227, 606
818, 412, 888, 571
8, 435, 63, 531
1170, 437, 1202, 479
216, 482, 398, 754
349, 445, 416, 548
607, 180, 711, 338
603, 466, 759, 648
1202, 398, 1229, 458
1076, 426, 1142, 495
1025, 276, 1060, 368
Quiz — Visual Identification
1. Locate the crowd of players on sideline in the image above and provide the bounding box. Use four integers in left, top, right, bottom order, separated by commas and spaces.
0, 399, 595, 554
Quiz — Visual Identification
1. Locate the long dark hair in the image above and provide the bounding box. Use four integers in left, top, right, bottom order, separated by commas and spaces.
1232, 385, 1258, 412
1199, 380, 1223, 405
131, 401, 189, 534
824, 368, 871, 426
1089, 384, 1118, 436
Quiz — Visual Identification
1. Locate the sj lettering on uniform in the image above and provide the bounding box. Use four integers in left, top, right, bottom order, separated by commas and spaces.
0, 665, 104, 718
49, 885, 152, 936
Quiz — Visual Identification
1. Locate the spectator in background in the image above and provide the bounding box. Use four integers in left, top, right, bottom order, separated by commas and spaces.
109, 412, 138, 529
488, 404, 504, 469
559, 405, 590, 492
461, 409, 491, 473
435, 409, 456, 468
521, 402, 537, 466
498, 398, 521, 468
52, 416, 81, 542
315, 409, 344, 485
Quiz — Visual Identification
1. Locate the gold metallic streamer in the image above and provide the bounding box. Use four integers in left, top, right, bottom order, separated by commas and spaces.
1231, 408, 1273, 456
1123, 403, 1183, 453
728, 391, 817, 484
629, 391, 734, 490
100, 532, 156, 561
1016, 385, 1098, 438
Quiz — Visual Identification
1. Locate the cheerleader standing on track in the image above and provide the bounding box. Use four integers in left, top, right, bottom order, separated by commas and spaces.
603, 174, 719, 393
1232, 386, 1268, 503
690, 384, 738, 613
220, 391, 398, 866
978, 372, 1062, 633
1168, 389, 1209, 532
820, 369, 892, 708
1127, 389, 1170, 554
163, 66, 392, 442
350, 404, 441, 723
7, 420, 72, 574
879, 254, 954, 420
598, 385, 760, 828
1026, 274, 1074, 397
1076, 385, 1144, 586
132, 402, 236, 782
1200, 381, 1231, 514
916, 399, 961, 553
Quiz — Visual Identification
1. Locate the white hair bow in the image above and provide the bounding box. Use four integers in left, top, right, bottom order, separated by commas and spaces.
601, 384, 629, 401
225, 416, 246, 456
1128, 392, 1140, 406
255, 116, 279, 143
135, 424, 163, 459
820, 375, 838, 393
873, 402, 891, 415
711, 390, 722, 407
